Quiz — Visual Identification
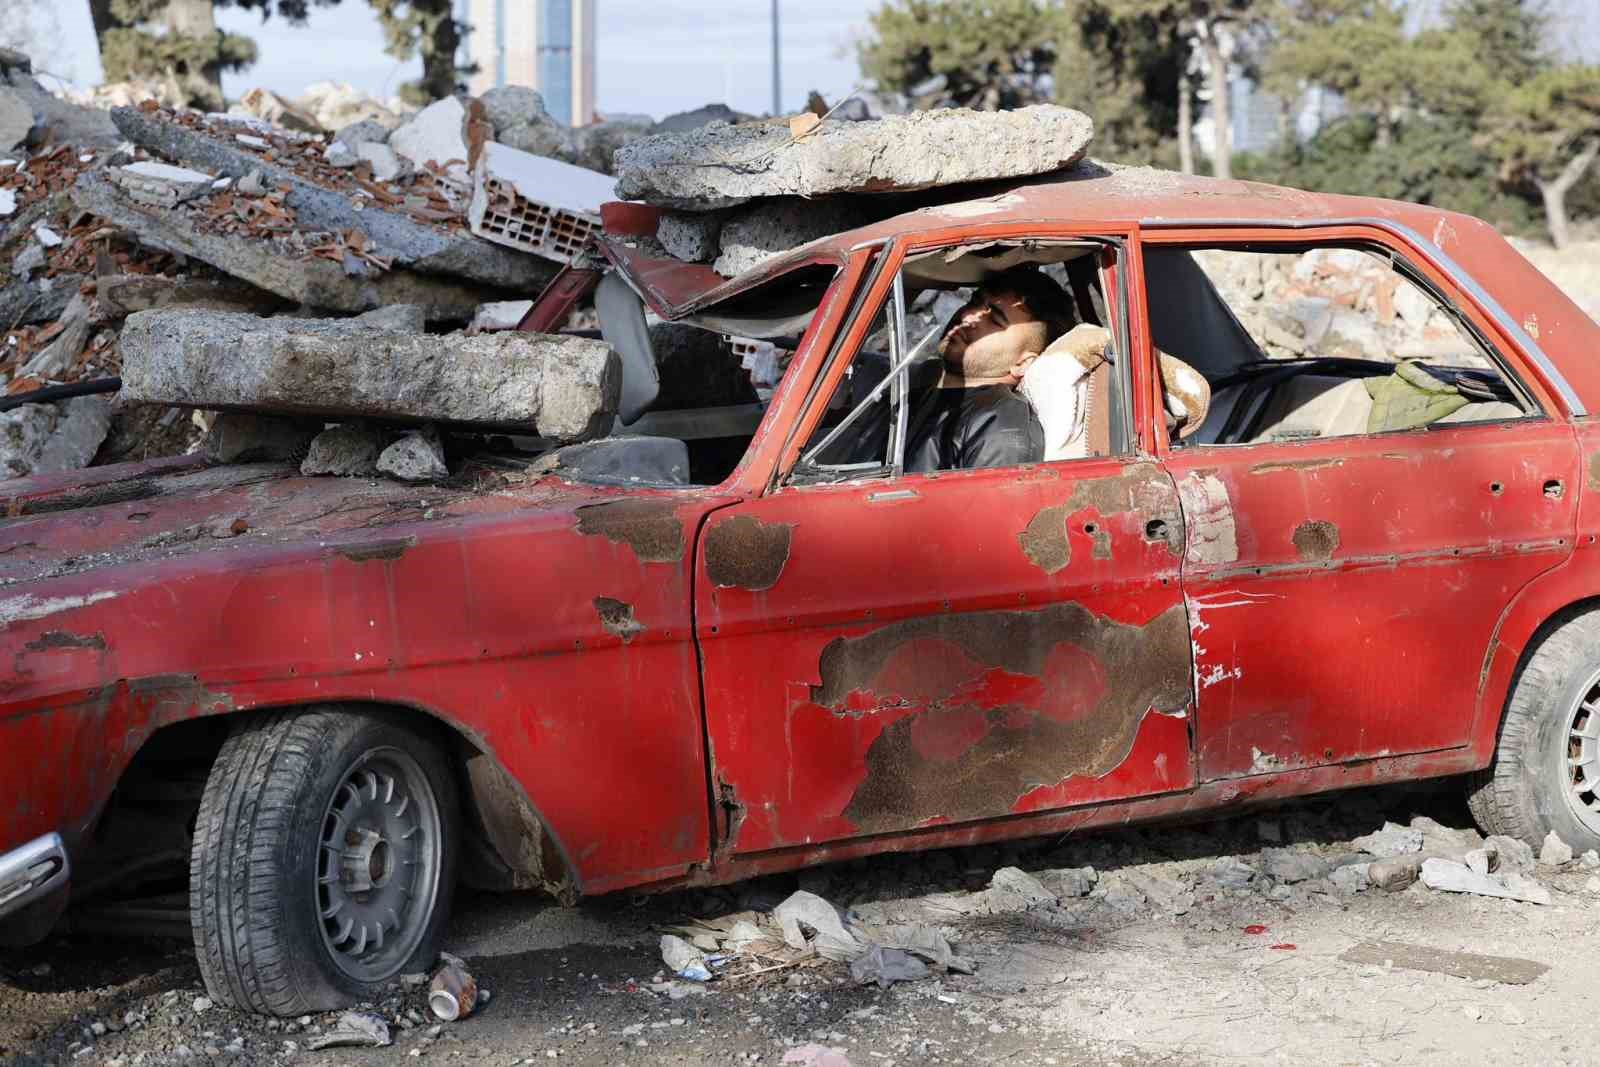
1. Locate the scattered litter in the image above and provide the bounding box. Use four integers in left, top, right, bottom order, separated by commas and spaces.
305, 1012, 392, 1049
1339, 941, 1549, 985
428, 953, 479, 1021
773, 891, 864, 962
660, 934, 713, 982
1242, 924, 1269, 935
849, 945, 928, 989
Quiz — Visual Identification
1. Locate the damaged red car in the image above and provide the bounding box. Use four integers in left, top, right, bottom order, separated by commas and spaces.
5, 166, 1600, 1016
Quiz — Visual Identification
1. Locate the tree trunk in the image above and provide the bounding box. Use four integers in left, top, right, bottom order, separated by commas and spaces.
1197, 23, 1231, 180
165, 0, 225, 111
1375, 111, 1394, 150
417, 0, 463, 103
87, 0, 120, 45
1178, 72, 1195, 175
1540, 139, 1600, 249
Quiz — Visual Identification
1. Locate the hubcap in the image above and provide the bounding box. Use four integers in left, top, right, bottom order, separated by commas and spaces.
1564, 672, 1600, 836
315, 748, 442, 982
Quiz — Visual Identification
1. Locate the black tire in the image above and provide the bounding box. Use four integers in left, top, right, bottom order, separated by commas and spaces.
1468, 610, 1600, 852
190, 707, 459, 1015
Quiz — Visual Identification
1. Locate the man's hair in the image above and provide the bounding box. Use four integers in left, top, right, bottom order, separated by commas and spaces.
982, 267, 1074, 343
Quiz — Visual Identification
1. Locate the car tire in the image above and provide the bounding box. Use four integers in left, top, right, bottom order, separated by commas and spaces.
1468, 609, 1600, 852
191, 707, 459, 1015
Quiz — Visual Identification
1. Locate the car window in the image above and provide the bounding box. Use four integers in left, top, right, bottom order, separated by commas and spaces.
1144, 244, 1537, 448
790, 240, 1129, 484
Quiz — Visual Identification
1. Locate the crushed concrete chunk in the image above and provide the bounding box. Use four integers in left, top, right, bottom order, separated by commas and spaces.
1485, 834, 1536, 874
480, 86, 548, 136
0, 396, 112, 478
615, 105, 1094, 209
302, 423, 383, 476
377, 426, 447, 482
388, 97, 470, 183
335, 118, 390, 149
20, 291, 92, 379
1540, 831, 1574, 866
1367, 856, 1422, 891
1352, 822, 1423, 858
355, 304, 426, 333
0, 88, 32, 154
357, 141, 408, 182
120, 309, 620, 439
712, 198, 865, 277
110, 161, 216, 208
657, 211, 722, 263
204, 413, 318, 463
1420, 857, 1551, 904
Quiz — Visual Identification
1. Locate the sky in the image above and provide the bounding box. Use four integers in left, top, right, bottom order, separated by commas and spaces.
44, 1, 876, 121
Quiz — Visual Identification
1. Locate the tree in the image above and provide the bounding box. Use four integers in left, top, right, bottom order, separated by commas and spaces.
1444, 0, 1547, 87
858, 0, 1063, 111
1481, 64, 1600, 247
368, 0, 473, 105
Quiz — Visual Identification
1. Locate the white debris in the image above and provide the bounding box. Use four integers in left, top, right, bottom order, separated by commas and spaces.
33, 224, 62, 248
1540, 831, 1574, 866
1420, 857, 1551, 905
388, 96, 470, 184
0, 188, 15, 216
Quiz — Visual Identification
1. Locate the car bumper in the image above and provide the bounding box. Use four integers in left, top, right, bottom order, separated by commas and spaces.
0, 832, 70, 921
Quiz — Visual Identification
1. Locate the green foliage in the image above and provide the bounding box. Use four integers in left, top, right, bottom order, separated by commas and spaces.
858, 0, 1064, 110
367, 0, 472, 104
1481, 63, 1600, 186
1235, 112, 1538, 230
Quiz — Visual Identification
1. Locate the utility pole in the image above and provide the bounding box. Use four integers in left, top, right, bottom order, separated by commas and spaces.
771, 0, 781, 115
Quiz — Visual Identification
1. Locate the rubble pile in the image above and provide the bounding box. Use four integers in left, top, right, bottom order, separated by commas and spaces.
1193, 247, 1474, 362
615, 104, 1095, 278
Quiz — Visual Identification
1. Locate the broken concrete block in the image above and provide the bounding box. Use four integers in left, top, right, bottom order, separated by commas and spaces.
94, 274, 287, 319
712, 198, 866, 277
984, 867, 1055, 911
1367, 856, 1422, 892
657, 211, 722, 263
355, 304, 426, 333
377, 426, 447, 482
469, 301, 532, 333
302, 423, 383, 476
21, 291, 91, 380
108, 108, 553, 294
1352, 822, 1423, 858
615, 104, 1095, 209
1263, 849, 1330, 884
336, 118, 390, 149
204, 413, 318, 463
120, 309, 620, 439
1540, 831, 1574, 866
652, 103, 746, 135
0, 87, 32, 154
2, 63, 118, 148
468, 142, 614, 264
1420, 857, 1551, 904
0, 396, 112, 479
0, 274, 73, 327
323, 140, 359, 168
110, 161, 215, 208
357, 142, 408, 182
569, 118, 653, 175
480, 86, 548, 136
72, 171, 503, 320
1038, 866, 1097, 899
11, 241, 44, 279
388, 96, 470, 183
1485, 834, 1536, 874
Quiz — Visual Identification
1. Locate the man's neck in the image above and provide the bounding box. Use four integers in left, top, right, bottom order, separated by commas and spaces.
939, 371, 1015, 389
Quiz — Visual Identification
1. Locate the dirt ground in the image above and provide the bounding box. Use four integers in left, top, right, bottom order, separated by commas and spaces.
4, 779, 1599, 1067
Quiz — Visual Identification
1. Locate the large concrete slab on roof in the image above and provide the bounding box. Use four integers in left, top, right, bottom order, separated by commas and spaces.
613, 105, 1094, 210
120, 309, 620, 440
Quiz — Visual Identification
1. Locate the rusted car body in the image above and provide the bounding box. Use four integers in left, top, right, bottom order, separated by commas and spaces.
4, 167, 1600, 1006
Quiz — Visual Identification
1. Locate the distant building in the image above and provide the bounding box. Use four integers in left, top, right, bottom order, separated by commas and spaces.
461, 0, 597, 127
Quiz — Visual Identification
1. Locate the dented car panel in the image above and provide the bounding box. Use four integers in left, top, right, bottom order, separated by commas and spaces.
693, 458, 1195, 855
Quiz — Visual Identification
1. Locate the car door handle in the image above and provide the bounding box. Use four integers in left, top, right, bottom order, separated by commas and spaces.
867, 489, 919, 503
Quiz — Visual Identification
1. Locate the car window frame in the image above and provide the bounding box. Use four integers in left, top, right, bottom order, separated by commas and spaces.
774, 230, 1142, 491
1134, 225, 1563, 459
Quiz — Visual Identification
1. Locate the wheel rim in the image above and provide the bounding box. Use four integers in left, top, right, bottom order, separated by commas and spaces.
315, 747, 442, 982
1563, 670, 1600, 836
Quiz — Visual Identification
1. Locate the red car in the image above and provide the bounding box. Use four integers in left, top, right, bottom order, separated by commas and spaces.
4, 167, 1599, 1016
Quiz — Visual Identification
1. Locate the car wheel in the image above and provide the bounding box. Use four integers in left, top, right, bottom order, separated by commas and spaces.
1468, 610, 1600, 852
191, 707, 459, 1015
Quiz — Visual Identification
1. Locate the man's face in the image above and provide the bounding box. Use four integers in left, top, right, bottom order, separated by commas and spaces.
938, 287, 1051, 379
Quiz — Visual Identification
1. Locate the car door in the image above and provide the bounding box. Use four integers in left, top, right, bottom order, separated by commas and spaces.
1140, 226, 1581, 781
692, 230, 1197, 858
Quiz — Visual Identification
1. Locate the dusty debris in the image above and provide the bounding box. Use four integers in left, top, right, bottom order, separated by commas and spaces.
119, 308, 620, 438
614, 105, 1094, 209
1540, 830, 1575, 866
712, 198, 866, 277
660, 934, 713, 982
1419, 857, 1551, 904
1352, 821, 1423, 857
304, 1011, 391, 1049
1339, 941, 1549, 985
301, 422, 383, 476
378, 426, 448, 482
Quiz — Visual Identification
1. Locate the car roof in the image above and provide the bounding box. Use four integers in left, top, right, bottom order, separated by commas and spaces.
603, 162, 1600, 415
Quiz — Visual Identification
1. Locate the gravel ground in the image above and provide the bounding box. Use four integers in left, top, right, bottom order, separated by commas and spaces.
5, 780, 1599, 1067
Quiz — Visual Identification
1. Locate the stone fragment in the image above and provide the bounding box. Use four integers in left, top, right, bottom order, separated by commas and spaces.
20, 291, 92, 380
110, 161, 215, 207
569, 118, 653, 174
0, 87, 33, 153
336, 118, 391, 149
0, 188, 14, 217
1, 62, 118, 148
108, 108, 553, 293
480, 85, 548, 135
1330, 862, 1370, 893
616, 105, 1094, 209
236, 87, 323, 134
497, 118, 573, 161
469, 300, 532, 333
1485, 835, 1536, 874
120, 309, 620, 439
1210, 857, 1257, 889
1367, 856, 1422, 892
1352, 822, 1424, 858
377, 426, 447, 482
204, 413, 318, 463
713, 198, 867, 277
1038, 866, 1097, 899
95, 274, 286, 318
357, 142, 408, 182
1263, 849, 1329, 884
1420, 857, 1551, 904
1540, 831, 1574, 866
1581, 849, 1600, 870
652, 103, 747, 134
323, 140, 359, 168
657, 211, 723, 263
305, 1012, 390, 1050
983, 867, 1056, 913
301, 423, 383, 476
1411, 816, 1484, 863
72, 171, 505, 319
355, 303, 426, 333
389, 97, 470, 183
0, 396, 112, 479
11, 241, 44, 279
